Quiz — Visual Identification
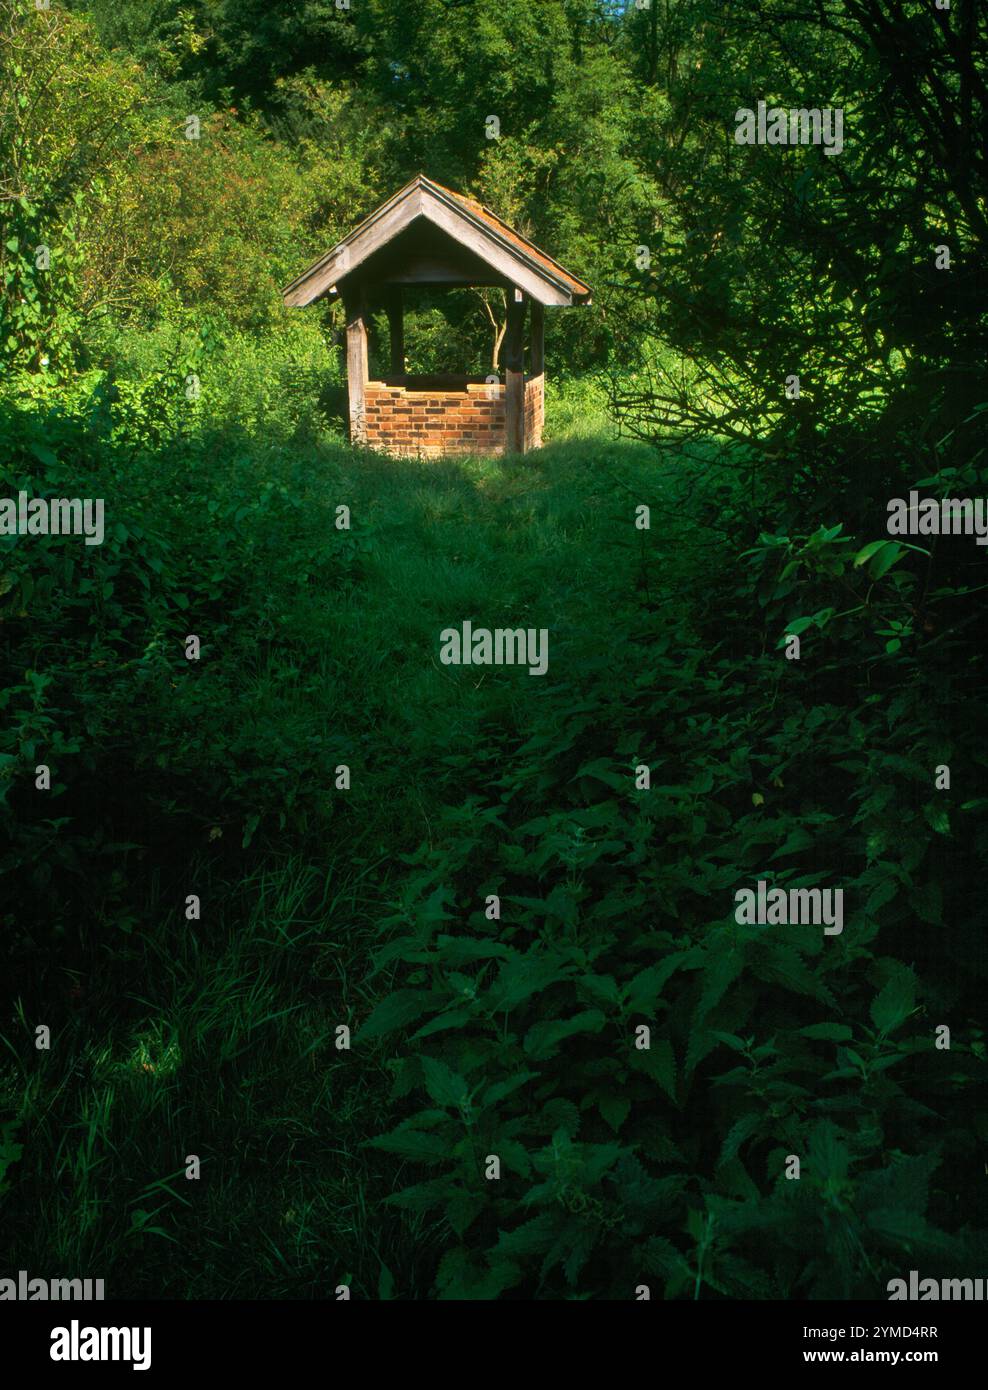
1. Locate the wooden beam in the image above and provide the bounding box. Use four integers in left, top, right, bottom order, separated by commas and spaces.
385, 289, 404, 375
504, 290, 526, 455
343, 285, 369, 445
422, 200, 572, 306
283, 186, 426, 306
529, 300, 544, 375
528, 300, 545, 451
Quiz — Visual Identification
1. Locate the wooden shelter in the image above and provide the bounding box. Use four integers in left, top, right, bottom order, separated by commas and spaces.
282, 175, 591, 457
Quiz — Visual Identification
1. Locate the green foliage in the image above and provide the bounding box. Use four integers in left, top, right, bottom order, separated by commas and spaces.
2, 0, 985, 1305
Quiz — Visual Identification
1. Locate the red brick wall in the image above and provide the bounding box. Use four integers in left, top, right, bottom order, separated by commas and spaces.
363, 381, 506, 457
524, 374, 544, 451
360, 375, 545, 457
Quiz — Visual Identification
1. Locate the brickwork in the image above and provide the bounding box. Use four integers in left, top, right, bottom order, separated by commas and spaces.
360, 374, 543, 457
524, 374, 544, 451
363, 380, 504, 457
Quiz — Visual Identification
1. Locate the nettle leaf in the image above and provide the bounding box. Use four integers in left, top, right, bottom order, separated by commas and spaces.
685, 1026, 724, 1079
807, 1121, 851, 1185
523, 1009, 606, 1061
577, 972, 621, 1009
446, 1186, 486, 1237
409, 1007, 475, 1041
693, 945, 746, 1026
753, 944, 834, 1006
541, 1218, 598, 1285
496, 1140, 532, 1178
494, 1212, 556, 1258
870, 967, 916, 1035
570, 757, 628, 791
597, 1092, 631, 1134
365, 1126, 450, 1163
798, 1023, 854, 1043
857, 1150, 940, 1221
623, 956, 686, 1014
865, 1209, 959, 1257
539, 1098, 581, 1138
484, 1071, 537, 1106
434, 935, 515, 966
713, 1252, 778, 1300
578, 1142, 626, 1185
435, 1253, 523, 1301
420, 1055, 470, 1108
357, 989, 442, 1042
631, 1038, 677, 1103
488, 950, 574, 1011
642, 1235, 692, 1281
717, 1111, 763, 1169
384, 1176, 451, 1213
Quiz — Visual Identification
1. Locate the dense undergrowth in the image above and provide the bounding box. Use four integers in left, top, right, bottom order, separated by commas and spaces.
2, 0, 986, 1303
1, 365, 985, 1298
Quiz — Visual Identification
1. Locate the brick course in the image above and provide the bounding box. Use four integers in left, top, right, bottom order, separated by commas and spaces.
360, 376, 542, 457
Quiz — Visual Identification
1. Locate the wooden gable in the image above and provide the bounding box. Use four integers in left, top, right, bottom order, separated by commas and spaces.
282, 175, 592, 309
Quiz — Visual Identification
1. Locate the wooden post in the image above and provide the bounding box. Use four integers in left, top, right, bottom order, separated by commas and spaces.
504, 289, 526, 455
530, 300, 544, 376
385, 288, 404, 376
343, 284, 369, 444
528, 299, 544, 450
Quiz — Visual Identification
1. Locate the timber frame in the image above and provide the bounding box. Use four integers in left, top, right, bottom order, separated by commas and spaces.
282, 175, 591, 457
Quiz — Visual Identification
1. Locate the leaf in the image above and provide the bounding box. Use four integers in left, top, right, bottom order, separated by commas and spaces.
495, 1213, 556, 1258
597, 1093, 631, 1134
357, 989, 440, 1042
483, 1071, 537, 1106
858, 1151, 940, 1220
384, 1176, 452, 1213
853, 539, 888, 566
870, 968, 916, 1035
632, 1038, 677, 1102
29, 442, 57, 467
623, 956, 684, 1013
798, 1023, 854, 1042
717, 1111, 762, 1168
420, 1055, 470, 1108
869, 541, 905, 579
523, 1009, 605, 1060
365, 1126, 450, 1162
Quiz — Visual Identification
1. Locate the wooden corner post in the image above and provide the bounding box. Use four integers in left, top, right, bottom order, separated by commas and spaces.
529, 299, 545, 450
343, 283, 369, 444
504, 288, 527, 455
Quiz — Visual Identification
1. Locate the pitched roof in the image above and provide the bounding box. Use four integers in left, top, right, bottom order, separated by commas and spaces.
282, 174, 592, 309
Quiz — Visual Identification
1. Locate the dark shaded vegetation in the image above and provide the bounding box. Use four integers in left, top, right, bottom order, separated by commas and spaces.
1, 0, 985, 1298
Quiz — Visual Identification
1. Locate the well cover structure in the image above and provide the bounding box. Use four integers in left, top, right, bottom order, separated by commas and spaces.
282, 175, 592, 457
